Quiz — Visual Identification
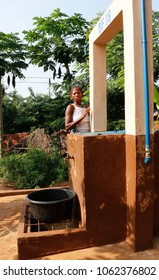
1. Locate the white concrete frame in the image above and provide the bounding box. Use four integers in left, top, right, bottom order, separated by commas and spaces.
89, 0, 153, 135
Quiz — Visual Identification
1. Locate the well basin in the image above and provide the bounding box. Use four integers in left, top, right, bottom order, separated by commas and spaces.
26, 188, 76, 222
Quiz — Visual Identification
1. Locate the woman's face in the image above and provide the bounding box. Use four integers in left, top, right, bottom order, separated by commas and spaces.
71, 88, 83, 103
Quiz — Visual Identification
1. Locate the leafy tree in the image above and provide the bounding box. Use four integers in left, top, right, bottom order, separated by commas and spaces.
0, 32, 28, 79
23, 93, 70, 133
0, 32, 28, 155
106, 31, 124, 80
73, 61, 90, 105
106, 11, 159, 90
3, 91, 25, 133
3, 90, 70, 134
2, 11, 158, 137
23, 8, 90, 83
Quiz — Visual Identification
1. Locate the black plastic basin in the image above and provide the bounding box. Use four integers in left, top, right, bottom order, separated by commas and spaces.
26, 188, 76, 222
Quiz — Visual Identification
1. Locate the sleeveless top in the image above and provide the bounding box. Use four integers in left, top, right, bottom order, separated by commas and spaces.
71, 104, 90, 133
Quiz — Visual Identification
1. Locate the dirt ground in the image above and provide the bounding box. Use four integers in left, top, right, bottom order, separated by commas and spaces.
1, 189, 159, 260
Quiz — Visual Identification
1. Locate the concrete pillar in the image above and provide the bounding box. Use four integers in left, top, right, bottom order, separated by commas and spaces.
123, 0, 154, 251
123, 0, 154, 135
89, 43, 106, 132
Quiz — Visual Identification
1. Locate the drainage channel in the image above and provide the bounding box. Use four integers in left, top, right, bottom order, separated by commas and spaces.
24, 205, 80, 233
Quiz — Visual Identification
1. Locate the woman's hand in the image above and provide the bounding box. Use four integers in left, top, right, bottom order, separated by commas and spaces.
84, 107, 90, 116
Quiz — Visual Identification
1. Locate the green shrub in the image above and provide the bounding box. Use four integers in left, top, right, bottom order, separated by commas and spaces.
0, 148, 68, 189
107, 119, 125, 131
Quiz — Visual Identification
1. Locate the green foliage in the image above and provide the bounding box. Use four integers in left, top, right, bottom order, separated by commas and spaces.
3, 91, 26, 133
154, 84, 159, 110
0, 32, 28, 78
3, 92, 70, 134
74, 61, 90, 104
107, 79, 125, 121
107, 120, 125, 131
106, 31, 124, 80
152, 11, 159, 82
23, 8, 90, 83
106, 11, 159, 84
1, 10, 159, 138
0, 148, 68, 189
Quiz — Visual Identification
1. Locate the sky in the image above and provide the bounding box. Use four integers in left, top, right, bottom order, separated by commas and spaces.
0, 0, 159, 97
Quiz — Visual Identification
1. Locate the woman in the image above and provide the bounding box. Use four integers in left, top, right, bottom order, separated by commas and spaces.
65, 86, 90, 133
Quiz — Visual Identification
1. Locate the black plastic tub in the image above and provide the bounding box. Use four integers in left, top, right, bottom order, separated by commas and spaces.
26, 188, 76, 222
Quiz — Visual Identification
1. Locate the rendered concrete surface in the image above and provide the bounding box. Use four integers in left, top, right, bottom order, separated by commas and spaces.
1, 192, 159, 260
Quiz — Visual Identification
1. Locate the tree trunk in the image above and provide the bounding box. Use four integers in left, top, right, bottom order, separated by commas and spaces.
64, 63, 72, 83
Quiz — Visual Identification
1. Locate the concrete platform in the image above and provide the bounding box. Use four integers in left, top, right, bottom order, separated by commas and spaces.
1, 189, 159, 260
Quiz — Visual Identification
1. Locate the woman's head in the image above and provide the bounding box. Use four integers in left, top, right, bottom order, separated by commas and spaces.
70, 86, 83, 96
70, 86, 83, 103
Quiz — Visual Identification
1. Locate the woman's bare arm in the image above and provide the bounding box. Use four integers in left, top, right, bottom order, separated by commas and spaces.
65, 105, 90, 131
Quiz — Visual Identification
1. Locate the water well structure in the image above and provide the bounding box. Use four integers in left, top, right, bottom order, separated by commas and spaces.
18, 0, 159, 259
67, 0, 155, 252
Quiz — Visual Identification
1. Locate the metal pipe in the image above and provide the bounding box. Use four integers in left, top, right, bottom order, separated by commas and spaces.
141, 0, 151, 164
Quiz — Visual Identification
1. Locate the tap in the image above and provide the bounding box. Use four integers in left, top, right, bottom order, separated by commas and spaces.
64, 153, 74, 162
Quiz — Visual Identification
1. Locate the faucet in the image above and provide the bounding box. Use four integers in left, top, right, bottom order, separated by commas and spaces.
64, 153, 74, 162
